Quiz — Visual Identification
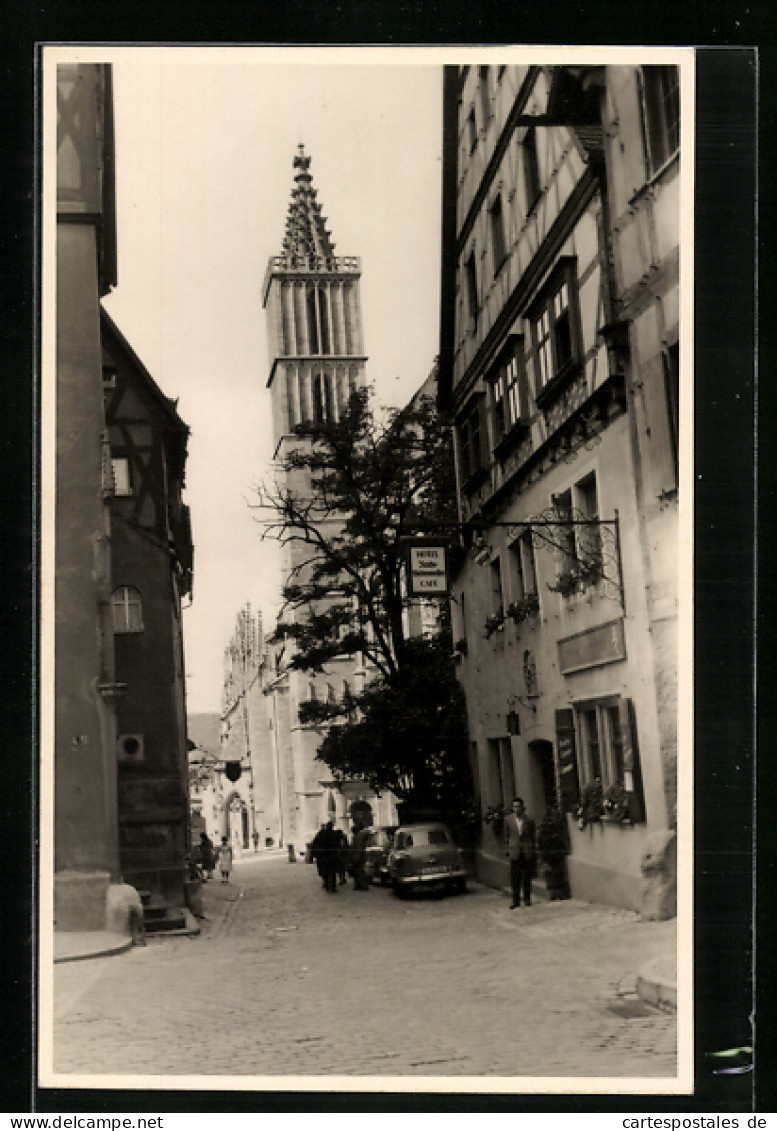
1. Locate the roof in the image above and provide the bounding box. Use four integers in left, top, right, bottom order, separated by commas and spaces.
187, 713, 222, 758
280, 145, 336, 259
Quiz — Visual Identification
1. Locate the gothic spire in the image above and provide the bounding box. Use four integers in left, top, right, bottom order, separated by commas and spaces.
281, 145, 336, 260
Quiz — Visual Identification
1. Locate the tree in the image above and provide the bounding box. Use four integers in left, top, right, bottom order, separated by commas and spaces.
255, 384, 473, 823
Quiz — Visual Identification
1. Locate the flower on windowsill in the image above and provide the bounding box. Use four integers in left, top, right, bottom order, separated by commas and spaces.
484, 610, 506, 638
603, 781, 631, 823
548, 560, 602, 598
506, 590, 540, 624
575, 779, 604, 829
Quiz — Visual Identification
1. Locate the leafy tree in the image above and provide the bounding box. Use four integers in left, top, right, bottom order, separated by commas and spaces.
255, 385, 473, 823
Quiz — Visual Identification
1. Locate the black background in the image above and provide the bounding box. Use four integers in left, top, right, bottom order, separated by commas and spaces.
1, 1, 770, 1115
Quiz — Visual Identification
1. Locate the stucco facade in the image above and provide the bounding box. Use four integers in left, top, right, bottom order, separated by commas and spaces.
438, 63, 681, 911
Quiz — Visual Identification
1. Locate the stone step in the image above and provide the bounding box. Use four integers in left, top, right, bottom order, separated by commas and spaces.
144, 911, 187, 934
143, 904, 171, 922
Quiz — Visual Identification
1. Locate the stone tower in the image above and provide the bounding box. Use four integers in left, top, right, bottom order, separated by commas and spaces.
262, 144, 367, 455
261, 147, 394, 850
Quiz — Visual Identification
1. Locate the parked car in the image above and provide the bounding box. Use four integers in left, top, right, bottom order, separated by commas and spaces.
363, 825, 396, 885
386, 822, 467, 897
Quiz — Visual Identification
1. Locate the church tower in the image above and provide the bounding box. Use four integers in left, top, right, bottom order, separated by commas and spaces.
261, 147, 394, 850
262, 144, 367, 457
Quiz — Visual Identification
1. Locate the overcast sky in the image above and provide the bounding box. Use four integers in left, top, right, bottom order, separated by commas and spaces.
94, 49, 445, 715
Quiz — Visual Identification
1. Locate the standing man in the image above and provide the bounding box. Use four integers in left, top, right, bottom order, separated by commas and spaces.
505, 797, 536, 908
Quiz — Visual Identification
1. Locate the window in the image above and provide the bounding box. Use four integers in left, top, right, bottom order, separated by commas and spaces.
488, 737, 516, 811
458, 399, 486, 488
312, 371, 335, 425
112, 586, 143, 633
522, 127, 541, 212
642, 66, 680, 175
467, 107, 478, 153
509, 531, 537, 602
306, 287, 319, 354
552, 472, 602, 588
489, 194, 507, 273
575, 472, 602, 572
663, 341, 680, 482
489, 557, 504, 617
428, 828, 450, 846
464, 252, 479, 321
573, 697, 644, 821
488, 336, 527, 448
553, 488, 578, 574
478, 66, 491, 127
528, 261, 582, 403
111, 457, 132, 496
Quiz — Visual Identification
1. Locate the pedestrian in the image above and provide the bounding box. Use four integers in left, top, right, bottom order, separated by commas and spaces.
199, 831, 215, 881
504, 797, 537, 908
334, 826, 349, 884
312, 820, 340, 893
310, 823, 329, 889
348, 820, 370, 891
217, 835, 233, 883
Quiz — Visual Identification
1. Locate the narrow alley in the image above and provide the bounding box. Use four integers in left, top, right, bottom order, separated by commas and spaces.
51, 851, 677, 1082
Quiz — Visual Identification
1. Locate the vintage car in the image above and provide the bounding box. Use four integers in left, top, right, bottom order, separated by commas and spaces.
386, 822, 467, 897
363, 825, 396, 885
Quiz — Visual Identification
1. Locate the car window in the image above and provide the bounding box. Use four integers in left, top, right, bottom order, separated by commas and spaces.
404, 834, 414, 848
428, 829, 450, 845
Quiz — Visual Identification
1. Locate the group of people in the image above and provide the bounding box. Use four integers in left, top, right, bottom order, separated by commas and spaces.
309, 819, 370, 893
194, 832, 234, 884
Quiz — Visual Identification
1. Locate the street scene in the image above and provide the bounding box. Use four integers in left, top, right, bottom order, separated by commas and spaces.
47, 48, 687, 1089
53, 851, 677, 1080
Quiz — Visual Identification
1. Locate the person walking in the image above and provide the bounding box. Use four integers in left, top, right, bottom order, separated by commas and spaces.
312, 820, 340, 893
199, 832, 215, 881
504, 797, 537, 908
348, 820, 370, 891
217, 835, 233, 884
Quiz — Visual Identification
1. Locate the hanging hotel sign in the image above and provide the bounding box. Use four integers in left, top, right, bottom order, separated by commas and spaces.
406, 541, 450, 598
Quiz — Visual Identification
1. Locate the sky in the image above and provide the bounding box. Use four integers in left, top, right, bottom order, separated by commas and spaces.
94, 49, 445, 715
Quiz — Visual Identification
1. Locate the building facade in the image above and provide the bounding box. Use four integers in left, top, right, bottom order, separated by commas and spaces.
438, 63, 681, 911
55, 62, 121, 929
101, 310, 194, 905
54, 63, 194, 927
261, 147, 397, 851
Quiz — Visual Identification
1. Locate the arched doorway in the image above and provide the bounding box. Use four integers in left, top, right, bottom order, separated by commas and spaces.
223, 790, 249, 850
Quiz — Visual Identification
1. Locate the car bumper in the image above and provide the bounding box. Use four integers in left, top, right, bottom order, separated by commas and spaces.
394, 869, 467, 886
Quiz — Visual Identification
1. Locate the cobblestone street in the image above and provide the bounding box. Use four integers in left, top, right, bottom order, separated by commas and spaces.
51, 851, 678, 1083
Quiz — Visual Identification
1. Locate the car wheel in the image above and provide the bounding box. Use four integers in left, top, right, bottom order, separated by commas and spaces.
454, 877, 467, 895
379, 873, 389, 887
392, 879, 406, 899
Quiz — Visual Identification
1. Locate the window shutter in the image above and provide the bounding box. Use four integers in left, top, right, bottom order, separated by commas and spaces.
618, 697, 646, 823
555, 708, 580, 814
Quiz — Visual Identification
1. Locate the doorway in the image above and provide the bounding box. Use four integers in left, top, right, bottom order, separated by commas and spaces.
528, 738, 556, 817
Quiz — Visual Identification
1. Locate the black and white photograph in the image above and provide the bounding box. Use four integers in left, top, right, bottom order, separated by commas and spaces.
40, 45, 693, 1093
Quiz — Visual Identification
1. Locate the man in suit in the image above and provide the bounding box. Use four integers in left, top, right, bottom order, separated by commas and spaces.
505, 796, 537, 908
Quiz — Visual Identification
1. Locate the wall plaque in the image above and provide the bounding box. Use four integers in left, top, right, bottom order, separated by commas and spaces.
558, 617, 626, 675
